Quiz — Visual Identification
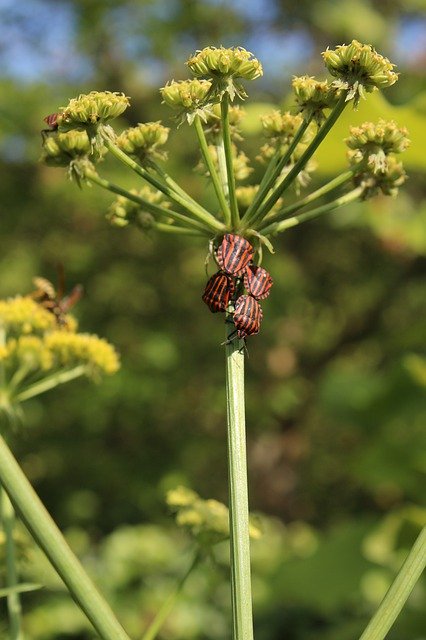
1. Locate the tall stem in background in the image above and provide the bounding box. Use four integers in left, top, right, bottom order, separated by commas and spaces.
225, 321, 254, 640
0, 483, 24, 640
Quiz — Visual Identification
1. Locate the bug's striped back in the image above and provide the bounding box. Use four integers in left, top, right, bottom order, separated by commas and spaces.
244, 265, 273, 300
202, 271, 235, 313
217, 234, 254, 276
233, 294, 263, 337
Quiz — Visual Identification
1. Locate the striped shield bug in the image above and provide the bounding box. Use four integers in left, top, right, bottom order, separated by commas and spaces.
202, 271, 235, 313
44, 113, 60, 130
216, 234, 254, 276
233, 294, 263, 338
244, 264, 273, 300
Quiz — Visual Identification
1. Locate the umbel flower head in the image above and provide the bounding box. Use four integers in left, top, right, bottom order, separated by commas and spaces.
160, 79, 212, 124
186, 46, 263, 100
0, 292, 119, 422
356, 155, 407, 199
59, 91, 130, 129
116, 122, 170, 163
346, 119, 410, 173
292, 76, 342, 124
106, 186, 168, 228
166, 486, 262, 550
40, 129, 105, 169
322, 40, 398, 106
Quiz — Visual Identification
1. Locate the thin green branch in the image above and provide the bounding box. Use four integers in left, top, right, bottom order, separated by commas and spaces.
260, 186, 364, 236
0, 433, 131, 640
141, 222, 208, 237
104, 138, 224, 231
225, 320, 253, 640
262, 168, 356, 226
0, 485, 24, 640
242, 118, 311, 227
221, 96, 240, 229
140, 551, 201, 640
194, 115, 232, 226
84, 169, 210, 233
359, 527, 426, 640
248, 92, 349, 227
13, 365, 87, 403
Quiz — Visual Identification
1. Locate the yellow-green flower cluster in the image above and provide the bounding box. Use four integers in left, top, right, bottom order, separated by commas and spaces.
59, 91, 130, 128
187, 46, 263, 81
292, 76, 341, 124
346, 119, 410, 174
106, 187, 167, 228
356, 155, 407, 199
0, 294, 119, 415
197, 144, 252, 181
322, 40, 398, 105
0, 297, 57, 335
260, 111, 312, 144
186, 46, 263, 101
166, 486, 262, 548
116, 122, 170, 163
41, 130, 95, 167
160, 79, 212, 124
203, 103, 245, 141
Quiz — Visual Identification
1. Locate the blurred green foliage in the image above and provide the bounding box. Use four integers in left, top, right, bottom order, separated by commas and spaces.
0, 1, 425, 638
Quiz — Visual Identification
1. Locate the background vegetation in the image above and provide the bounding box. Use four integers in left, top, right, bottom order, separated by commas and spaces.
0, 1, 425, 638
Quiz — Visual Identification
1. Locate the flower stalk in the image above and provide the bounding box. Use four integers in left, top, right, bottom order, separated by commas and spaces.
221, 95, 240, 229
0, 482, 24, 640
225, 320, 254, 640
0, 432, 131, 640
359, 527, 426, 640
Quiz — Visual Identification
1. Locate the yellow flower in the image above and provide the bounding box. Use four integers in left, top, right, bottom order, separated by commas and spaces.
45, 331, 120, 376
0, 297, 57, 335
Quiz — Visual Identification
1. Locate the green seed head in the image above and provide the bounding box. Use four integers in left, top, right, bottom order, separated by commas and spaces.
292, 76, 342, 123
116, 122, 170, 163
346, 119, 410, 174
59, 91, 130, 127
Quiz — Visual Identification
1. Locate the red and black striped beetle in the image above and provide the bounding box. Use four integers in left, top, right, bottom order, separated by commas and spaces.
217, 234, 254, 277
44, 113, 60, 130
202, 271, 235, 313
233, 294, 263, 338
244, 265, 273, 300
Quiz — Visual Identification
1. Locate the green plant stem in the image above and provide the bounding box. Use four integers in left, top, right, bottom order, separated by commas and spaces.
84, 169, 211, 233
221, 96, 240, 229
359, 527, 426, 640
140, 551, 201, 640
12, 365, 87, 403
144, 222, 207, 237
0, 433, 131, 640
104, 138, 223, 232
262, 168, 356, 226
0, 484, 24, 640
194, 116, 232, 226
260, 186, 364, 236
242, 118, 311, 227
225, 320, 253, 640
247, 93, 348, 227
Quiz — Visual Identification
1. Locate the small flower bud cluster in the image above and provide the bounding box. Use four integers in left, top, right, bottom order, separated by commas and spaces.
202, 234, 273, 340
322, 40, 398, 106
166, 485, 262, 548
186, 46, 263, 101
106, 187, 167, 228
160, 79, 212, 124
202, 103, 245, 141
59, 91, 130, 128
41, 130, 99, 168
292, 76, 342, 124
346, 119, 410, 174
356, 156, 407, 199
116, 122, 170, 163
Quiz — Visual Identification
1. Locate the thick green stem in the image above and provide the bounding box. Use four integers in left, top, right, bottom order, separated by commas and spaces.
194, 116, 232, 226
104, 139, 223, 232
0, 485, 24, 640
260, 186, 364, 236
248, 93, 348, 226
85, 169, 211, 233
225, 321, 253, 640
140, 551, 201, 640
262, 168, 355, 226
242, 119, 311, 227
359, 527, 426, 640
221, 96, 240, 229
0, 433, 131, 640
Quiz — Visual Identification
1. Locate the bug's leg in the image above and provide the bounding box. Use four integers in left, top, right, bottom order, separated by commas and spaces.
221, 328, 238, 346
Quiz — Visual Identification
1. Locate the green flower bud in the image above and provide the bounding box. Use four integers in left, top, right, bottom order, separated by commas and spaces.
116, 122, 169, 163
346, 119, 410, 173
59, 91, 130, 128
292, 76, 342, 124
356, 156, 407, 199
322, 40, 398, 106
106, 187, 167, 228
186, 46, 263, 101
260, 111, 312, 144
160, 79, 212, 110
